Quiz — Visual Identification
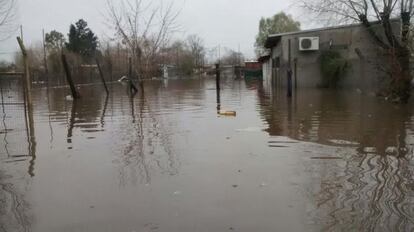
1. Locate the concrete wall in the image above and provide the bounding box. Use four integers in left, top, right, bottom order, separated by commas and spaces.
268, 21, 401, 91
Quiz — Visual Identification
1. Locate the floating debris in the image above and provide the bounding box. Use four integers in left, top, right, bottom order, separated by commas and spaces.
219, 111, 237, 116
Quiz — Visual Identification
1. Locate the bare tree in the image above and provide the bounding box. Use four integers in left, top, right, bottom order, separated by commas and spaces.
187, 34, 205, 68
0, 0, 17, 41
301, 0, 414, 103
105, 0, 180, 79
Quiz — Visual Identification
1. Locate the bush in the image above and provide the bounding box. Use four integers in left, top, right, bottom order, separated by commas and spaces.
0, 61, 15, 72
319, 50, 349, 88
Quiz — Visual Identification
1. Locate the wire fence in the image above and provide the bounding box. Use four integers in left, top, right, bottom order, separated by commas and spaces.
0, 74, 30, 163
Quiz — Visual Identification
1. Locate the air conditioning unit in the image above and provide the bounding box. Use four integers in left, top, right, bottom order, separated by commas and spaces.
299, 37, 319, 51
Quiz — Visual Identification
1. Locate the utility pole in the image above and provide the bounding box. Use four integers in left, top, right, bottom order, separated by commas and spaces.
42, 29, 49, 75
218, 44, 221, 64
20, 25, 23, 41
238, 44, 241, 66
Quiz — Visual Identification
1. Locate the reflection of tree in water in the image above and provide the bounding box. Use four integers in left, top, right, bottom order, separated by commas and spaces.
116, 87, 180, 185
0, 171, 31, 232
257, 89, 414, 230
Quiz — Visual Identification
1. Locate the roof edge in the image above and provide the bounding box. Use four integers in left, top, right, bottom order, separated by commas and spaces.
265, 18, 401, 48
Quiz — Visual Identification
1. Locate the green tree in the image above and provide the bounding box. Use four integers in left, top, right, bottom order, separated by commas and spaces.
66, 19, 98, 58
255, 12, 300, 56
45, 30, 66, 51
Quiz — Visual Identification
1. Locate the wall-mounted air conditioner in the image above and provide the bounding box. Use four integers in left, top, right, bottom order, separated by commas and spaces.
299, 37, 319, 51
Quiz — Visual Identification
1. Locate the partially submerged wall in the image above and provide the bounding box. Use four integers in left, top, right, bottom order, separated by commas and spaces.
268, 21, 401, 91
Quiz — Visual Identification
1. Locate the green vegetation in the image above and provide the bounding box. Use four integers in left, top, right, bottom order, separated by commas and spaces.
255, 12, 300, 56
45, 30, 66, 51
319, 50, 349, 88
66, 19, 98, 59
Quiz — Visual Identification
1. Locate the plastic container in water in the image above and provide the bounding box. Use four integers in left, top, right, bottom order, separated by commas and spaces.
218, 111, 237, 116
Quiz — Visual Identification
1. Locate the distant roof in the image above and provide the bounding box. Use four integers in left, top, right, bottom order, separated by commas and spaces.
258, 55, 270, 63
264, 18, 401, 48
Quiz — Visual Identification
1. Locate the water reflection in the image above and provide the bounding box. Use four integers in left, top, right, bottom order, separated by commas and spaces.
2, 78, 414, 231
115, 83, 181, 185
0, 171, 31, 232
258, 88, 414, 156
258, 87, 414, 230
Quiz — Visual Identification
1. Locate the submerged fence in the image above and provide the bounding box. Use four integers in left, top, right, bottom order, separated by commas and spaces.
0, 73, 33, 169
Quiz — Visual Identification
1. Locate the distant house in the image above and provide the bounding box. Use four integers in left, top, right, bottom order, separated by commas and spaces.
261, 20, 401, 90
244, 61, 263, 79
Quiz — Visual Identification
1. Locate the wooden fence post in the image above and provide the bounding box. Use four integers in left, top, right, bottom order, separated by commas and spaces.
16, 37, 32, 107
61, 54, 80, 99
96, 58, 109, 95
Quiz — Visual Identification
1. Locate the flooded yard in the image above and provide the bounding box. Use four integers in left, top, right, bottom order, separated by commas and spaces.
1, 78, 414, 231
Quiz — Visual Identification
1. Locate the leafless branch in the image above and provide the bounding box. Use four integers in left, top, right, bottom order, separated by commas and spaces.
105, 0, 180, 78
0, 0, 18, 41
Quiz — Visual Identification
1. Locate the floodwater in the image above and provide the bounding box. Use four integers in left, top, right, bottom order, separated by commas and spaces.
1, 78, 414, 232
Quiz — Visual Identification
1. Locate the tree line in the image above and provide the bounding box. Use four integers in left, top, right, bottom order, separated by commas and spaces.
2, 0, 248, 84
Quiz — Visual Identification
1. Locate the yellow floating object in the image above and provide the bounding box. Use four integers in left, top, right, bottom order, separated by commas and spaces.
219, 111, 237, 116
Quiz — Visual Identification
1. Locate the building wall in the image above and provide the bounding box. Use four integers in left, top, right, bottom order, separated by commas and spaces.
269, 21, 401, 91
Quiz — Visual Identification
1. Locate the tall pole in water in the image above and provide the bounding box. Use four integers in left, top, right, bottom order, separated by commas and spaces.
287, 39, 292, 98
17, 37, 32, 108
16, 36, 37, 176
42, 29, 49, 76
216, 63, 221, 113
61, 54, 80, 99
218, 44, 221, 64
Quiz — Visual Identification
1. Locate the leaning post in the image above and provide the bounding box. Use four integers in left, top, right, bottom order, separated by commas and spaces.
61, 53, 80, 99
16, 37, 32, 108
96, 58, 109, 95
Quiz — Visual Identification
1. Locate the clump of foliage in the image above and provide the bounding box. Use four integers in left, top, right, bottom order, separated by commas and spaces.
66, 19, 98, 59
255, 12, 300, 56
45, 30, 66, 74
319, 50, 349, 88
45, 30, 66, 51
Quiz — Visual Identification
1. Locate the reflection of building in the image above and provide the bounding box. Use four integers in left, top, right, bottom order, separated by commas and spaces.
257, 88, 414, 157
257, 87, 414, 230
261, 20, 401, 90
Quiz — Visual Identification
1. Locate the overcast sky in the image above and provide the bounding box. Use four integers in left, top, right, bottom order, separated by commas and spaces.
0, 0, 304, 61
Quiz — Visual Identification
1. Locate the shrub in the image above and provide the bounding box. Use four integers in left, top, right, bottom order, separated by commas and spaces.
319, 50, 349, 88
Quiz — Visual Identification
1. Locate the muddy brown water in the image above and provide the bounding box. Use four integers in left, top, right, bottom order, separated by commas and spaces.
1, 78, 414, 231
